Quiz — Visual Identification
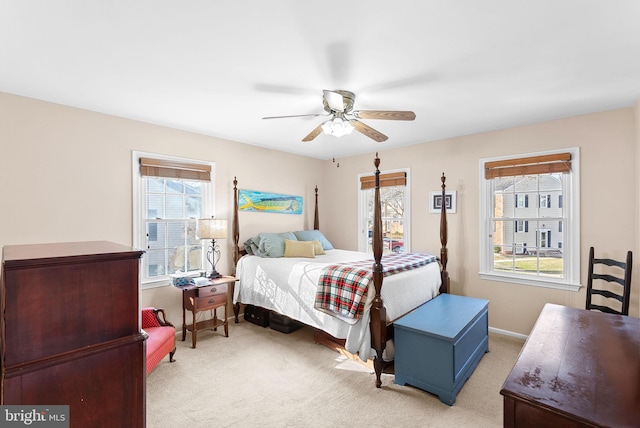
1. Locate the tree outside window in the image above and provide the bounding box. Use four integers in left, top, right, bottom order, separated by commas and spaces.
359, 170, 409, 254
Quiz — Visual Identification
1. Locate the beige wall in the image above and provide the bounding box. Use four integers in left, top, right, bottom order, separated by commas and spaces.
322, 107, 639, 335
636, 99, 640, 317
0, 92, 324, 323
2, 92, 638, 337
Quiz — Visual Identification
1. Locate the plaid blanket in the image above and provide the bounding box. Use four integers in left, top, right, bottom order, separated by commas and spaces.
314, 253, 437, 320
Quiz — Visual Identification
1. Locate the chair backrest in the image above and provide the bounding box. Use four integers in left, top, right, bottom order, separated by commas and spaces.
585, 246, 633, 316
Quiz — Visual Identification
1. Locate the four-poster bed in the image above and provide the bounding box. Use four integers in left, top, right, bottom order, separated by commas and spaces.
231, 154, 450, 388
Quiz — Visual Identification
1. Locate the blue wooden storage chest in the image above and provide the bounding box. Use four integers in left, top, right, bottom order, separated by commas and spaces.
394, 293, 489, 405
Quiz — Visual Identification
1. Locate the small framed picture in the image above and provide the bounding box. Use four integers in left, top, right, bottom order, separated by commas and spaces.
430, 191, 456, 214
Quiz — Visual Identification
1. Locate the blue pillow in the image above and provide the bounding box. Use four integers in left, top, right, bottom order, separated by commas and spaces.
293, 230, 334, 250
247, 232, 297, 258
243, 237, 258, 255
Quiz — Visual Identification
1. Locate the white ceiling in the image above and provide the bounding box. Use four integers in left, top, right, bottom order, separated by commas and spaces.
2, 1, 640, 160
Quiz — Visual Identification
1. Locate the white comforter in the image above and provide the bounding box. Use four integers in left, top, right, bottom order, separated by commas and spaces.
234, 249, 441, 361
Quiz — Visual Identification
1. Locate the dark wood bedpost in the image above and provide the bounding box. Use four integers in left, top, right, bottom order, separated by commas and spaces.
370, 153, 387, 388
439, 173, 450, 294
232, 176, 241, 322
232, 176, 240, 268
314, 185, 319, 230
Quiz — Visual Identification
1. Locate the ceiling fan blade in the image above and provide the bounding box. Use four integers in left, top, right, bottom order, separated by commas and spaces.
302, 125, 323, 142
353, 110, 416, 121
263, 113, 325, 120
323, 90, 345, 112
351, 120, 388, 142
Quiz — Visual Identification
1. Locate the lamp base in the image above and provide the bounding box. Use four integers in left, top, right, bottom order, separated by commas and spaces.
208, 270, 222, 279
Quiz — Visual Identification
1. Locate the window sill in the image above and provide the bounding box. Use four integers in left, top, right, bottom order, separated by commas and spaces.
141, 271, 203, 290
479, 272, 581, 292
141, 279, 171, 290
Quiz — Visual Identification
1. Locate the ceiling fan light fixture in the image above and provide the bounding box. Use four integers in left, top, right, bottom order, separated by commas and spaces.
321, 116, 354, 138
264, 88, 412, 143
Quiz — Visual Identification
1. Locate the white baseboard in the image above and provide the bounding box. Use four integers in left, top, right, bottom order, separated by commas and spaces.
489, 326, 528, 341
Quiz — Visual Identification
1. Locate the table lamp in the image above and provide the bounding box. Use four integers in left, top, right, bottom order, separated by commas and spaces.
196, 217, 228, 279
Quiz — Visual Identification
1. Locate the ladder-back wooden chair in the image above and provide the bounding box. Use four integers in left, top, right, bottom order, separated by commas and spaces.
585, 247, 633, 316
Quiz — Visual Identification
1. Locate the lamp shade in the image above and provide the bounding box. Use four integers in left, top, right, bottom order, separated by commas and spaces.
321, 116, 354, 137
196, 218, 228, 240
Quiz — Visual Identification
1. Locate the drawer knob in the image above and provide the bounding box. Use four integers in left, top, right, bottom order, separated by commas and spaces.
211, 287, 217, 293
208, 299, 214, 304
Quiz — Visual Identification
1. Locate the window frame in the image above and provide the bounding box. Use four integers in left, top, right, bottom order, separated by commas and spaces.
357, 168, 411, 254
515, 220, 528, 233
540, 194, 551, 208
132, 151, 215, 289
515, 194, 528, 208
479, 148, 580, 291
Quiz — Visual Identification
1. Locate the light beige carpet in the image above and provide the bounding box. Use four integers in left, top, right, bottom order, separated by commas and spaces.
146, 320, 524, 428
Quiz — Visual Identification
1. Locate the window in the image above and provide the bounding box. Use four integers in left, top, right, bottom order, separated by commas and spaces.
515, 194, 528, 208
133, 152, 214, 287
539, 194, 550, 208
515, 220, 528, 233
358, 169, 410, 254
479, 149, 580, 291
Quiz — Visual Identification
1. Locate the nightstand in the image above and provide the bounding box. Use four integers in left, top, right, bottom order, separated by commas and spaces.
180, 275, 237, 348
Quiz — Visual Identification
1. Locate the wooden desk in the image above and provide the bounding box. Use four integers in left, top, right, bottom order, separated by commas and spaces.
500, 303, 640, 427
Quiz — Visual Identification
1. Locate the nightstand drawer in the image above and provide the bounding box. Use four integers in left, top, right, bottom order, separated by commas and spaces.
193, 284, 227, 310
197, 283, 228, 298
193, 294, 226, 310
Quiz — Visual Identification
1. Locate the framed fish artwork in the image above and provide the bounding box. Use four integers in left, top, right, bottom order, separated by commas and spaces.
238, 189, 303, 214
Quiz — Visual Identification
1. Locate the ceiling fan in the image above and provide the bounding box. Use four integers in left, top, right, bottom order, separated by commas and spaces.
262, 90, 416, 143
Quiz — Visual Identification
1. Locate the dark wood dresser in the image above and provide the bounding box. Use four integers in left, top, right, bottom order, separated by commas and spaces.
1, 241, 146, 427
500, 303, 640, 427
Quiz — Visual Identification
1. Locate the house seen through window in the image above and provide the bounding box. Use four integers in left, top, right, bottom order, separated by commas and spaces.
144, 177, 203, 278
480, 149, 580, 290
133, 153, 214, 287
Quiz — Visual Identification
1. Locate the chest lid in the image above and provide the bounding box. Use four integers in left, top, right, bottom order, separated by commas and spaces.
395, 294, 488, 341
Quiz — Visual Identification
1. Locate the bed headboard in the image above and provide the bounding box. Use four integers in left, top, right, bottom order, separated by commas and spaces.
231, 178, 320, 269
231, 156, 450, 294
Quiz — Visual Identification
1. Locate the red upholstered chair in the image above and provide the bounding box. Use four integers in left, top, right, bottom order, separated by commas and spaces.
142, 307, 176, 374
